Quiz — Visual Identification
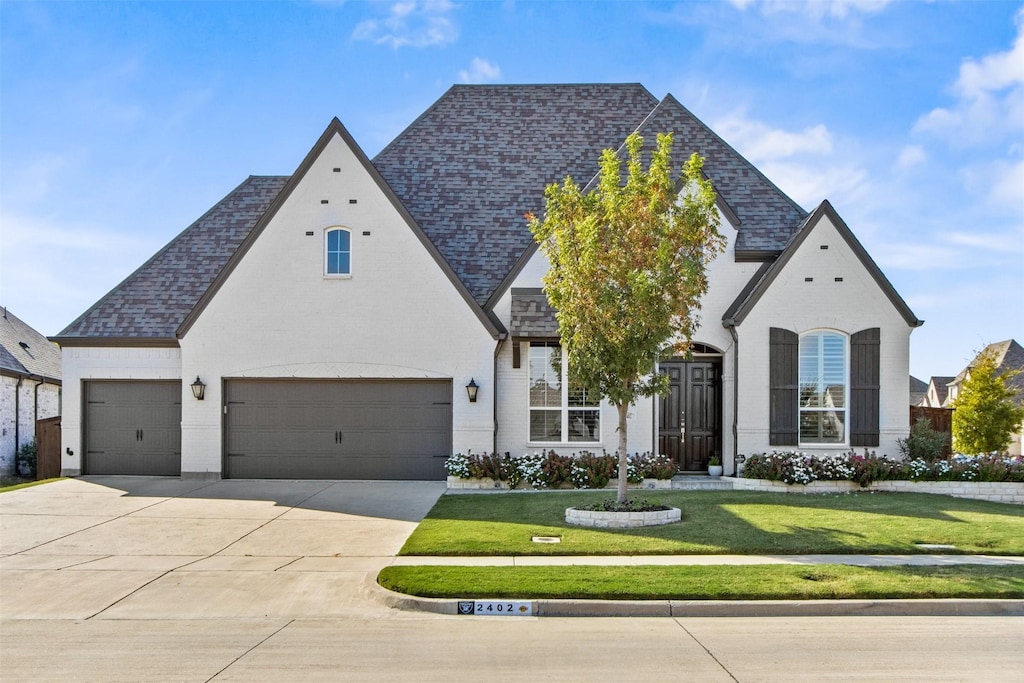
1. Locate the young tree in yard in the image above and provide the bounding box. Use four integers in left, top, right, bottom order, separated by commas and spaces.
527, 132, 725, 503
951, 350, 1024, 454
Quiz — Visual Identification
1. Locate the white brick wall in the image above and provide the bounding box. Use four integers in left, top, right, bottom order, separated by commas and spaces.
180, 132, 497, 475
1, 376, 61, 475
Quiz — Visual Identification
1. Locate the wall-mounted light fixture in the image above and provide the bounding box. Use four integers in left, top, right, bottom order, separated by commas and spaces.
465, 378, 479, 403
191, 376, 206, 401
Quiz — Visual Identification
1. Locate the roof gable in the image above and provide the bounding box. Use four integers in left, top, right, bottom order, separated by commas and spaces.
372, 84, 660, 306
723, 200, 923, 328
177, 118, 501, 339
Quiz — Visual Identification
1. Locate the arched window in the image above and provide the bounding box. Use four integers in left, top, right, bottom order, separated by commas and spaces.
325, 227, 351, 276
798, 330, 847, 444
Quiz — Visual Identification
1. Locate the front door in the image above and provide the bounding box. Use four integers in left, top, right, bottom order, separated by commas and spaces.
658, 360, 721, 472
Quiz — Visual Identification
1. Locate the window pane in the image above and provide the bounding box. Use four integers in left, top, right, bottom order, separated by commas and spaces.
335, 252, 350, 275
530, 410, 561, 441
336, 229, 350, 251
529, 344, 561, 408
568, 409, 599, 442
799, 410, 846, 443
328, 230, 340, 251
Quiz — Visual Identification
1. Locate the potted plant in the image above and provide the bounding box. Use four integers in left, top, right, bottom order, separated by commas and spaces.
707, 455, 723, 478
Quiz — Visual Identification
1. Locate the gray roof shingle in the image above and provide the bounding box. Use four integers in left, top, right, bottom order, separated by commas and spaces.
59, 85, 816, 341
373, 84, 662, 305
0, 308, 61, 381
509, 289, 559, 338
57, 176, 289, 339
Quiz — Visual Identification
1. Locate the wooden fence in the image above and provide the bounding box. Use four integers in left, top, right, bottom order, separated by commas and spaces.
910, 406, 953, 457
35, 416, 61, 479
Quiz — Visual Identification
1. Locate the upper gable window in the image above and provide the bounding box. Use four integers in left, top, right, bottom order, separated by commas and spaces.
325, 227, 351, 276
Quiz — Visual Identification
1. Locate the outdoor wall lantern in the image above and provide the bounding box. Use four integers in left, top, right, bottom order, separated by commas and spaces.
465, 378, 479, 403
191, 376, 206, 401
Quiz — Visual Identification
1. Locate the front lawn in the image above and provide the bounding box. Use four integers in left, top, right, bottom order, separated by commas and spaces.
378, 564, 1024, 601
400, 490, 1024, 556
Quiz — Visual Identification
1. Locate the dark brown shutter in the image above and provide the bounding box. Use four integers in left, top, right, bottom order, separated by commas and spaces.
769, 327, 799, 445
850, 328, 880, 447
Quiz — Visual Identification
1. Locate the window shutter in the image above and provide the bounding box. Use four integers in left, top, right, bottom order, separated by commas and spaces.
850, 328, 880, 447
769, 327, 799, 445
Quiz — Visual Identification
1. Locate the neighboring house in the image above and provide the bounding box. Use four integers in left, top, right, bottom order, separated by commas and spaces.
947, 340, 1024, 455
910, 376, 928, 407
924, 376, 956, 408
0, 308, 62, 475
53, 84, 922, 480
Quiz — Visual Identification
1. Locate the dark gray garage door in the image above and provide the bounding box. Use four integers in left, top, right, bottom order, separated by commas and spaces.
84, 381, 182, 476
224, 379, 452, 480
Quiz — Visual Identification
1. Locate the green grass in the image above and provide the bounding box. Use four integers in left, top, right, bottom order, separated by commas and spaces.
0, 477, 64, 493
400, 490, 1024, 556
378, 564, 1024, 600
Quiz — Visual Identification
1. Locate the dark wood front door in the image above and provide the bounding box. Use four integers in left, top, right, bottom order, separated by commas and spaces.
658, 360, 721, 472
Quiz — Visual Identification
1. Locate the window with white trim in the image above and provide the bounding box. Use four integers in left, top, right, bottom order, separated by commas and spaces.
325, 227, 351, 276
528, 342, 600, 443
798, 330, 847, 444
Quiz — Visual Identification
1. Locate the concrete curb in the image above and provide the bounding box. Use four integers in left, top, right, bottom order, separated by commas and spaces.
369, 574, 1024, 618
372, 579, 1024, 618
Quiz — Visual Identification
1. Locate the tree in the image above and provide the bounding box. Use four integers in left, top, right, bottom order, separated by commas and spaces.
527, 132, 725, 503
951, 350, 1024, 454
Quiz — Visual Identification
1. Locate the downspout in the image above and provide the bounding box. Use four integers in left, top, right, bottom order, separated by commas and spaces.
492, 335, 507, 454
14, 376, 23, 458
725, 320, 740, 475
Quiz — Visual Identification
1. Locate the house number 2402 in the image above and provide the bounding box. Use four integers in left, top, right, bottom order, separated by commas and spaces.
458, 600, 532, 616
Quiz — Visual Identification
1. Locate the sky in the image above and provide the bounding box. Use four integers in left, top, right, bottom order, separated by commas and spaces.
1, 0, 1021, 381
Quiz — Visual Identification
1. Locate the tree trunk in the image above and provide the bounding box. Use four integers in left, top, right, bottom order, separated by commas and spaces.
616, 401, 629, 503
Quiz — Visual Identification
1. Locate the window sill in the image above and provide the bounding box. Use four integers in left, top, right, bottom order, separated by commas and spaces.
323, 274, 353, 280
527, 442, 604, 449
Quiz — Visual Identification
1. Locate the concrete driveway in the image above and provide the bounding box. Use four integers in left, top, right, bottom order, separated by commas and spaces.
0, 476, 446, 620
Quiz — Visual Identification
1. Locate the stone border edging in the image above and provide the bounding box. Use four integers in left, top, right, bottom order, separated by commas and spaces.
733, 478, 1024, 505
565, 506, 681, 528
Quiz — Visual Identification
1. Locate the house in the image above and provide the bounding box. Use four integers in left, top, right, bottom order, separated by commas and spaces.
53, 84, 922, 480
1, 307, 62, 475
947, 339, 1024, 455
924, 376, 956, 408
910, 376, 928, 407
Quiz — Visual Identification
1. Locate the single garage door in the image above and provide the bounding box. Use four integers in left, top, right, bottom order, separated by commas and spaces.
224, 379, 452, 480
84, 381, 182, 476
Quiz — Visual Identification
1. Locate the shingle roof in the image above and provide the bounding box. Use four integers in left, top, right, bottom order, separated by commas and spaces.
0, 308, 61, 382
56, 176, 289, 340
373, 84, 661, 305
629, 95, 808, 253
509, 289, 559, 338
956, 339, 1024, 404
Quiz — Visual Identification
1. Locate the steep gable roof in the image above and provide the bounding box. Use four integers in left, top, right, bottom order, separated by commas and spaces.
723, 200, 923, 329
0, 308, 61, 382
54, 176, 289, 343
955, 339, 1024, 403
372, 84, 660, 306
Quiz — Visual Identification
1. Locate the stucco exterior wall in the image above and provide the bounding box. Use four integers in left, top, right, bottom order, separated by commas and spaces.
1, 376, 61, 475
59, 346, 182, 476
180, 133, 497, 476
734, 213, 912, 457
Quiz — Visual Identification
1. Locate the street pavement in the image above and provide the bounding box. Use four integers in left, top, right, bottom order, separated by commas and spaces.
1, 477, 1022, 681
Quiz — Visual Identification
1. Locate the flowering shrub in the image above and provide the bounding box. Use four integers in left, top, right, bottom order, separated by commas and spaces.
742, 450, 1024, 487
445, 450, 676, 489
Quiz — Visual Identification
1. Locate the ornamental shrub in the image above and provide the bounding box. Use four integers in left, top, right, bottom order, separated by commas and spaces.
897, 418, 949, 463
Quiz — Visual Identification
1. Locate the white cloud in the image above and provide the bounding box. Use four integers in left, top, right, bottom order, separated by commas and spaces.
458, 57, 500, 84
896, 144, 926, 170
729, 0, 892, 20
913, 7, 1024, 145
713, 113, 833, 160
352, 0, 458, 48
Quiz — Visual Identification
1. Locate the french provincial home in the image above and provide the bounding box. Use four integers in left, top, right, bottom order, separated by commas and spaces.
53, 84, 922, 480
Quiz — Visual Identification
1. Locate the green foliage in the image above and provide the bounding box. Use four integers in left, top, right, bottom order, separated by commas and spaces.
897, 418, 950, 463
951, 350, 1024, 454
527, 131, 724, 501
15, 440, 36, 477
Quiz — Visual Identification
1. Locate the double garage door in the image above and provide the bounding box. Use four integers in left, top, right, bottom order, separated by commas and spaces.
224, 379, 452, 480
84, 379, 452, 480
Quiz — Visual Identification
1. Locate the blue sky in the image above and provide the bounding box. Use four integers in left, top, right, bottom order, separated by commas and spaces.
1, 0, 1021, 380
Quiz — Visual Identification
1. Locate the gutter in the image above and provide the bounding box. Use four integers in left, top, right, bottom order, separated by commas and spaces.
492, 334, 507, 454
724, 319, 740, 474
